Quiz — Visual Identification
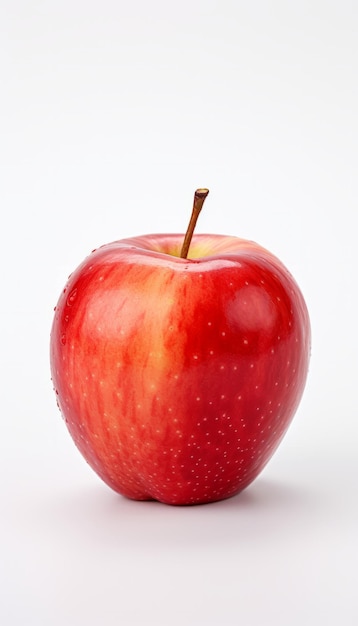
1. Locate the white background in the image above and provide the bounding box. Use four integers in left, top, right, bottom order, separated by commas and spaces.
1, 1, 357, 624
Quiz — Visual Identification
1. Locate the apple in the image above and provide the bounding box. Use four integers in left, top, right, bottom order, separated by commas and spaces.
50, 189, 310, 505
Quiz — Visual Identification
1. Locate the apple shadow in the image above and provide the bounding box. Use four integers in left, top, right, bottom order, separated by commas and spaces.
38, 473, 320, 557
109, 476, 320, 551
117, 474, 315, 513
45, 473, 317, 523
217, 476, 314, 511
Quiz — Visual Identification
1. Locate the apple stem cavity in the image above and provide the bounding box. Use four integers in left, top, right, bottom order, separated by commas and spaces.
180, 188, 209, 259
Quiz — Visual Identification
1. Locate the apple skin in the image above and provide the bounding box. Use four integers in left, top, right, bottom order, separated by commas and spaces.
50, 234, 310, 505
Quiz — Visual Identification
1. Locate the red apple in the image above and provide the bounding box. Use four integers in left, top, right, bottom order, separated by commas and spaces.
50, 190, 310, 505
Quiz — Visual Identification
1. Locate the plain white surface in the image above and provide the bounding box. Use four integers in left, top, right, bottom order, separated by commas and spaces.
1, 1, 357, 624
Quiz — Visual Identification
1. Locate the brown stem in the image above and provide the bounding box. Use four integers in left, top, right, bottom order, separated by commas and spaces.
180, 188, 209, 259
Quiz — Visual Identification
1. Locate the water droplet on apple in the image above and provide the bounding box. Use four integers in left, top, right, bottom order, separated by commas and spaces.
67, 288, 77, 306
61, 333, 66, 345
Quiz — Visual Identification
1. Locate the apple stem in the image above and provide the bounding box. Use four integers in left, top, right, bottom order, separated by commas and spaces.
180, 188, 209, 259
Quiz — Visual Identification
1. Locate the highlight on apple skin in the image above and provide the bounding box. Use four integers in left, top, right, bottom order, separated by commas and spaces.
50, 192, 311, 505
